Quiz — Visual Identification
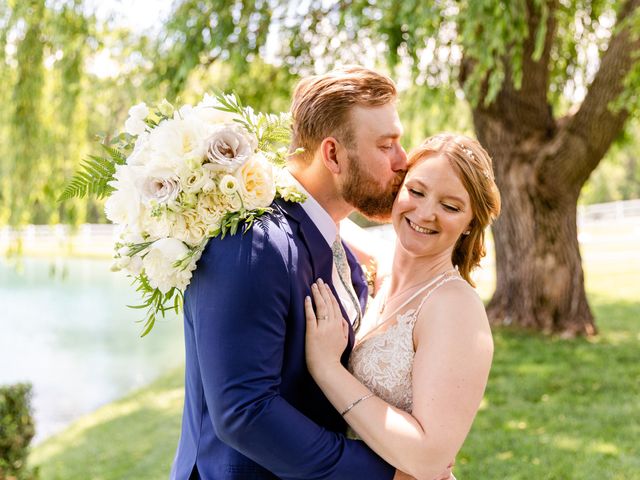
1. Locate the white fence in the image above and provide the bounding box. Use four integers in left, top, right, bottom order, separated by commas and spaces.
578, 199, 640, 224
0, 200, 638, 255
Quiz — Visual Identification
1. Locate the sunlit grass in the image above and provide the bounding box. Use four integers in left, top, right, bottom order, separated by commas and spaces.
31, 369, 184, 480
30, 221, 640, 479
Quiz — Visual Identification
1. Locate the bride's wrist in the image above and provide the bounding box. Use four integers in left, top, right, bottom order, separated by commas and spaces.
309, 360, 343, 384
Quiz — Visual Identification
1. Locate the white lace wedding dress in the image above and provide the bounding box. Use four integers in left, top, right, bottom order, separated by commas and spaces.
348, 270, 464, 477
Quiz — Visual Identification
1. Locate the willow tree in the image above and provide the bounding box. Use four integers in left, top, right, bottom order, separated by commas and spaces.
156, 0, 640, 335
1, 0, 95, 225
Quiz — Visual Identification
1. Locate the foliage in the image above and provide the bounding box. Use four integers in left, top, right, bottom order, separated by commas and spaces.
151, 0, 275, 100
0, 383, 38, 480
0, 0, 99, 226
59, 143, 128, 202
581, 120, 640, 204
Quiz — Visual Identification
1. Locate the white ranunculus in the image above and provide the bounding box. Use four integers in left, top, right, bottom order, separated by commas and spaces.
203, 124, 257, 171
124, 102, 149, 136
142, 238, 191, 294
236, 154, 276, 210
104, 165, 144, 227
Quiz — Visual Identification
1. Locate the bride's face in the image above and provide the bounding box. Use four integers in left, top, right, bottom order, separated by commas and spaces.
392, 154, 473, 258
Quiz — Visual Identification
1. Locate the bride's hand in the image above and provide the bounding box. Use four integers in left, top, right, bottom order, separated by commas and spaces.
304, 279, 349, 379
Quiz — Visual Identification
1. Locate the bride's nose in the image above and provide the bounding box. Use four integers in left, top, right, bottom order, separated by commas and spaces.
415, 201, 437, 223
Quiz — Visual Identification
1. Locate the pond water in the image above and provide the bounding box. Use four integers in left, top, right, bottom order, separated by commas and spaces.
0, 257, 185, 443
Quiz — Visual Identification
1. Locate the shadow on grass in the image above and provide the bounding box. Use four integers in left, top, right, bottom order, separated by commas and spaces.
32, 368, 184, 480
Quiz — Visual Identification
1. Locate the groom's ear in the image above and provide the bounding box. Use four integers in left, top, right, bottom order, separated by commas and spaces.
319, 137, 342, 174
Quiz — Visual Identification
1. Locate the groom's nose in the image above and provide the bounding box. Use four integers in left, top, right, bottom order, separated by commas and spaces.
391, 145, 408, 172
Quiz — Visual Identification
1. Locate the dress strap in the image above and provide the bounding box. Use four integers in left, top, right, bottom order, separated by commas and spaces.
413, 273, 465, 319
381, 270, 457, 322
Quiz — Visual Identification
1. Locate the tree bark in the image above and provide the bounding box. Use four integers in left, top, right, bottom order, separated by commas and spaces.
466, 0, 640, 336
474, 120, 595, 336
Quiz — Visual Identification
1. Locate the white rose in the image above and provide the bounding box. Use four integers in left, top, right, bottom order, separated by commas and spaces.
104, 165, 144, 227
236, 154, 276, 210
126, 132, 151, 166
147, 117, 208, 170
142, 238, 191, 294
203, 124, 257, 171
127, 254, 144, 275
141, 209, 173, 240
124, 102, 149, 136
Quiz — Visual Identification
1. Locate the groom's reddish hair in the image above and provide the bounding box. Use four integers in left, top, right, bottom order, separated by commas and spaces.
289, 65, 397, 161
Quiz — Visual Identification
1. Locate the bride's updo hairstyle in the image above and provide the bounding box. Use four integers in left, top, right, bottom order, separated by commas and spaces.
407, 133, 501, 286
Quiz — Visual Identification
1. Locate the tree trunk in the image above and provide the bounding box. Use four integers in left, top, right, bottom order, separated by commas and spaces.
462, 0, 640, 336
474, 119, 596, 336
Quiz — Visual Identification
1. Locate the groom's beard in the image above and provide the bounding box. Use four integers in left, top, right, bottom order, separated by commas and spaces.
341, 151, 406, 222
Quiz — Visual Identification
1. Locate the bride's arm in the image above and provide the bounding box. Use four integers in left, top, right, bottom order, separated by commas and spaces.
305, 280, 492, 480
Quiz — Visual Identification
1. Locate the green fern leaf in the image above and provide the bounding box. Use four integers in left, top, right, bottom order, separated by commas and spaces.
59, 145, 126, 201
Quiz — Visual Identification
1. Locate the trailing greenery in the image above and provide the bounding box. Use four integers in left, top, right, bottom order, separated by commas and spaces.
0, 383, 38, 480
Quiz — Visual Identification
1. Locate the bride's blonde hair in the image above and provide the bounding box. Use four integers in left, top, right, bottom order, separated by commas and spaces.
407, 133, 501, 286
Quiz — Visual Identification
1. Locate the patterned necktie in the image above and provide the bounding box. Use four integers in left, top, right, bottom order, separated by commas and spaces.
331, 234, 362, 328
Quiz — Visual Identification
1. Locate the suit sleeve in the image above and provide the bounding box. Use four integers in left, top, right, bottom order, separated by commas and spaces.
189, 221, 394, 480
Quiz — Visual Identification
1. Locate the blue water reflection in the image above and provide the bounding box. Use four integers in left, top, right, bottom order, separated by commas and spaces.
0, 257, 184, 443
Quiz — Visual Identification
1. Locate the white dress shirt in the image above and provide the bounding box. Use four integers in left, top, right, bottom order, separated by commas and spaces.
283, 170, 360, 324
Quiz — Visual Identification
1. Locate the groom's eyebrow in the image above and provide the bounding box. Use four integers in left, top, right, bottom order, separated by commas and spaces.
378, 130, 403, 140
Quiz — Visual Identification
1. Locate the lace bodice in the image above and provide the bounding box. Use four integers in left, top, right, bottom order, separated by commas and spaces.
349, 271, 464, 413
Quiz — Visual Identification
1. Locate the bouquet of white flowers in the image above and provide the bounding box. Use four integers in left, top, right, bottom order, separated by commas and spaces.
61, 93, 304, 335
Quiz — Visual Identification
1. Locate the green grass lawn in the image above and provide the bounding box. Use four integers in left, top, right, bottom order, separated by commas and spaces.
30, 222, 640, 479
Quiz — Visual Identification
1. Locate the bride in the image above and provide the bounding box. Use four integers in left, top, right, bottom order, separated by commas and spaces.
305, 133, 501, 479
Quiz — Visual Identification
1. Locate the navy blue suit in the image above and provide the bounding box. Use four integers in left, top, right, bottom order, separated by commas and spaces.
171, 199, 394, 479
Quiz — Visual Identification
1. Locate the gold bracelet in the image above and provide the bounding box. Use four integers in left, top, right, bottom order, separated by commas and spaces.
340, 393, 374, 416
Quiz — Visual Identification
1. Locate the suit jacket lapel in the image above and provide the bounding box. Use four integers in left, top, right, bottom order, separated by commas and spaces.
275, 199, 356, 350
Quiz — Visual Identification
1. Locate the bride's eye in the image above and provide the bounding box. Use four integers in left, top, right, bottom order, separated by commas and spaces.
407, 187, 423, 197
443, 204, 460, 212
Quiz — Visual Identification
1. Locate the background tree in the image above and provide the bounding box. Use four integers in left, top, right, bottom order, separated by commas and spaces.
154, 0, 640, 336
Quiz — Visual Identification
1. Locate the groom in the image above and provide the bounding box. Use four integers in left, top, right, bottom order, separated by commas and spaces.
171, 66, 407, 479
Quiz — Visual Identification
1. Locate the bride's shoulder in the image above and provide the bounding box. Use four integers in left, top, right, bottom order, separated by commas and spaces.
416, 278, 488, 331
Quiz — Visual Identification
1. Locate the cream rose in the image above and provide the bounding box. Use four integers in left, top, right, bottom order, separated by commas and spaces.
236, 154, 276, 210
